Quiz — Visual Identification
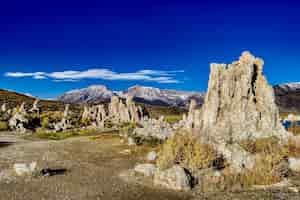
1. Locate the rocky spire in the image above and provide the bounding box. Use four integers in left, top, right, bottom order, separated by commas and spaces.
1, 103, 7, 112
29, 99, 40, 114
9, 102, 28, 133
108, 95, 144, 123
198, 51, 290, 143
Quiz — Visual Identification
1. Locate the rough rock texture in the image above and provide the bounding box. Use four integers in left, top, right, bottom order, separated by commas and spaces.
133, 117, 174, 140
134, 164, 157, 177
54, 104, 72, 131
13, 162, 37, 176
82, 104, 106, 128
288, 158, 300, 172
147, 151, 157, 161
29, 99, 40, 114
9, 102, 28, 133
1, 103, 7, 113
217, 143, 255, 172
154, 165, 191, 191
198, 51, 290, 143
108, 96, 144, 123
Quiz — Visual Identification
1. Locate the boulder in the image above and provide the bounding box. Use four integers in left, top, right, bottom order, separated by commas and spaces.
147, 151, 157, 161
216, 143, 255, 172
128, 137, 136, 146
134, 164, 157, 177
288, 157, 300, 172
1, 103, 7, 112
133, 118, 174, 140
13, 162, 37, 176
154, 165, 191, 191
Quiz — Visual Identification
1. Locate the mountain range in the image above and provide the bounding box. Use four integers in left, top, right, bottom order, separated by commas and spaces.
1, 83, 300, 112
57, 83, 300, 112
57, 85, 206, 108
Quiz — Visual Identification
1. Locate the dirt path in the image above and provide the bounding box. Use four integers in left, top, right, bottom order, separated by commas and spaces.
0, 133, 191, 200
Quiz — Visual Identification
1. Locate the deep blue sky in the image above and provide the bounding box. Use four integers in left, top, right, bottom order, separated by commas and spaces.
0, 0, 299, 99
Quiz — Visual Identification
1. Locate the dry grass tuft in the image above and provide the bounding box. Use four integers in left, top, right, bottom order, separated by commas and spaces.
239, 136, 280, 154
0, 121, 8, 131
157, 133, 217, 173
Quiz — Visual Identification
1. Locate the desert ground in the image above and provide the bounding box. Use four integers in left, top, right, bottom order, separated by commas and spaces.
1, 131, 300, 200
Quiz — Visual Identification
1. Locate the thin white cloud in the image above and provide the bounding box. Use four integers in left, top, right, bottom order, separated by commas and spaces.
4, 68, 183, 84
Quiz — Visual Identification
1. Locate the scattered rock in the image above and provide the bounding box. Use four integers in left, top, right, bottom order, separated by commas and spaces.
13, 162, 37, 176
134, 164, 157, 177
119, 149, 131, 155
128, 137, 136, 146
288, 157, 300, 172
147, 151, 157, 161
133, 118, 174, 140
1, 103, 7, 112
154, 165, 191, 191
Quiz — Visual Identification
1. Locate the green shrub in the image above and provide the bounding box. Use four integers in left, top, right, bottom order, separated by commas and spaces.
36, 129, 98, 140
132, 135, 163, 147
164, 115, 182, 124
81, 117, 92, 127
104, 120, 114, 129
0, 121, 8, 131
41, 117, 50, 129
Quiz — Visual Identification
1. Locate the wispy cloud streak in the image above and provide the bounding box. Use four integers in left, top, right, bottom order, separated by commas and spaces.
4, 68, 183, 84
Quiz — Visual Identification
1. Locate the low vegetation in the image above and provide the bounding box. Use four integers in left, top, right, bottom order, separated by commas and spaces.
157, 133, 217, 173
0, 121, 8, 131
164, 115, 182, 124
36, 129, 99, 140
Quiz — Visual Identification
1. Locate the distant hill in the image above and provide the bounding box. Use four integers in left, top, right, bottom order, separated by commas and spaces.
2, 82, 300, 115
57, 83, 300, 113
274, 83, 300, 112
0, 89, 79, 112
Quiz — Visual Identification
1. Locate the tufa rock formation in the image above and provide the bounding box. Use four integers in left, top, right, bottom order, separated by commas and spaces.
9, 102, 28, 133
108, 96, 144, 123
1, 103, 7, 113
133, 116, 174, 140
29, 99, 40, 114
197, 51, 290, 143
81, 96, 145, 129
54, 104, 72, 131
81, 104, 107, 128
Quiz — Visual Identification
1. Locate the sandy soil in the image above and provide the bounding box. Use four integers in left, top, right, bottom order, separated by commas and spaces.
1, 132, 300, 200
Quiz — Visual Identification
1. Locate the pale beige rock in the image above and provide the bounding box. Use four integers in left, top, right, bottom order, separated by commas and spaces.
29, 99, 40, 114
288, 157, 300, 172
108, 95, 143, 123
154, 165, 191, 191
198, 51, 290, 143
8, 102, 28, 133
134, 163, 157, 177
1, 103, 7, 112
54, 104, 72, 131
